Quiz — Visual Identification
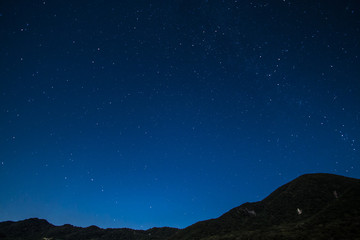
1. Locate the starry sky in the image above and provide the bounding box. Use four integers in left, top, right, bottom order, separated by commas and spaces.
0, 0, 360, 230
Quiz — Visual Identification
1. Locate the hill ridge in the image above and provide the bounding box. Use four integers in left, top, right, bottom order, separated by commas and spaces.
170, 173, 360, 240
1, 173, 359, 240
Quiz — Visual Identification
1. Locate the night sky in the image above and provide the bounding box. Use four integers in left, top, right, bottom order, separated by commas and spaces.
1, 0, 360, 230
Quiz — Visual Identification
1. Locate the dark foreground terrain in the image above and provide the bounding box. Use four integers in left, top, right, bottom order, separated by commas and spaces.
1, 173, 360, 240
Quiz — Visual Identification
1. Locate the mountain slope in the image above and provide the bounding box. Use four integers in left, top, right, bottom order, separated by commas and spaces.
170, 173, 360, 240
1, 173, 359, 240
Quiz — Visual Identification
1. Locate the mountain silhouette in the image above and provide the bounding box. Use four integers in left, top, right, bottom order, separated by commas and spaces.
170, 173, 360, 240
0, 218, 179, 240
1, 173, 359, 240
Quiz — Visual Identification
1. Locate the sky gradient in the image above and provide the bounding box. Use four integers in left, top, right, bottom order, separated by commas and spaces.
1, 0, 360, 230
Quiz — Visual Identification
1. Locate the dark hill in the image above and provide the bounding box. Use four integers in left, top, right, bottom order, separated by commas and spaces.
1, 173, 359, 240
170, 173, 360, 240
0, 218, 179, 240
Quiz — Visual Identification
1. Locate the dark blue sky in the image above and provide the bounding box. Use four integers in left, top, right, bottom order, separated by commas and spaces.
1, 0, 359, 230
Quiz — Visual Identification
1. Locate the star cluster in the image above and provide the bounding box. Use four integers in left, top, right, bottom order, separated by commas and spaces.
0, 0, 359, 229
